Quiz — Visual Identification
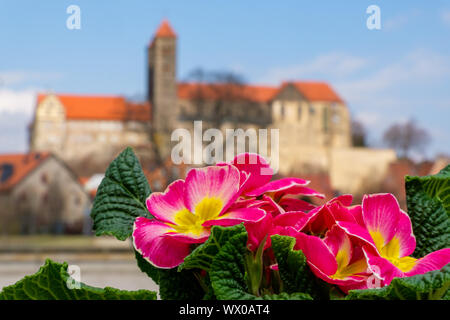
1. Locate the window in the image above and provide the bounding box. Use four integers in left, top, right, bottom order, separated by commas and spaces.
298, 106, 302, 120
309, 104, 315, 115
323, 108, 329, 133
280, 104, 285, 119
41, 173, 48, 184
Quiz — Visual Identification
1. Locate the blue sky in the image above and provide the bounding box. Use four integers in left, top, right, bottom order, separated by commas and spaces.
1, 0, 449, 158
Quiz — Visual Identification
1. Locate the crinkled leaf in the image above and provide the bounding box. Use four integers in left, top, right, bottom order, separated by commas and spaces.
204, 227, 312, 300
346, 264, 450, 300
91, 147, 152, 241
0, 259, 157, 300
406, 165, 450, 257
180, 224, 246, 272
271, 235, 328, 299
209, 228, 255, 300
261, 292, 312, 300
158, 268, 205, 300
134, 249, 160, 285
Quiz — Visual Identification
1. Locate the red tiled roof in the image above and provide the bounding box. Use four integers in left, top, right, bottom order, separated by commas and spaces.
154, 19, 176, 38
285, 81, 344, 103
178, 81, 344, 103
178, 83, 279, 103
0, 152, 50, 191
37, 94, 151, 121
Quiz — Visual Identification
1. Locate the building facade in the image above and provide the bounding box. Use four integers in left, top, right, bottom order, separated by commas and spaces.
0, 152, 91, 235
29, 94, 151, 173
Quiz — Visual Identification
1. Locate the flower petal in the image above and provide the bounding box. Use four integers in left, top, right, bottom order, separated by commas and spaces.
146, 179, 186, 224
336, 221, 378, 253
246, 177, 310, 197
395, 210, 416, 257
229, 153, 273, 195
132, 217, 190, 269
278, 197, 316, 212
405, 248, 450, 277
303, 195, 356, 235
324, 226, 353, 268
164, 229, 210, 243
362, 193, 402, 248
184, 165, 241, 214
261, 194, 286, 215
305, 260, 366, 287
339, 278, 371, 294
294, 232, 337, 276
274, 185, 325, 200
244, 212, 274, 251
273, 210, 316, 231
203, 207, 266, 227
362, 247, 404, 286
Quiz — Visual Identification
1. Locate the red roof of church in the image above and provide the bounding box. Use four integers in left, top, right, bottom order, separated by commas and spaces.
178, 81, 344, 103
177, 83, 279, 103
0, 152, 50, 191
286, 82, 344, 103
36, 94, 151, 121
154, 19, 177, 38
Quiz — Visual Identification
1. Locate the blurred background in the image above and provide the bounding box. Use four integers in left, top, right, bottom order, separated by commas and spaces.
0, 0, 449, 293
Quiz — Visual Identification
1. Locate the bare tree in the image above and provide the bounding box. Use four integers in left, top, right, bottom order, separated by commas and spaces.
383, 119, 431, 159
351, 120, 367, 147
183, 68, 262, 128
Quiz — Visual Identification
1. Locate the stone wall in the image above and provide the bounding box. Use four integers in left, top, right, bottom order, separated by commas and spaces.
329, 147, 397, 194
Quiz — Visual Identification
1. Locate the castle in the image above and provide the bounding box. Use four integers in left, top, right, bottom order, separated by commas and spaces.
29, 20, 396, 194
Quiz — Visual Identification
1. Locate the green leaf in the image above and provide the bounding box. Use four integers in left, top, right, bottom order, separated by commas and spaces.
271, 235, 328, 299
179, 224, 247, 272
209, 227, 256, 300
158, 268, 205, 300
208, 228, 312, 300
405, 165, 450, 257
261, 292, 312, 300
346, 264, 450, 300
134, 249, 160, 285
0, 259, 157, 300
91, 147, 152, 241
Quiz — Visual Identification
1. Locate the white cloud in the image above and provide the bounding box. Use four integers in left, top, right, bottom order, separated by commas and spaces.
0, 88, 37, 115
0, 87, 39, 152
0, 112, 31, 153
383, 9, 420, 31
259, 52, 368, 84
0, 71, 61, 87
441, 9, 450, 26
335, 49, 450, 106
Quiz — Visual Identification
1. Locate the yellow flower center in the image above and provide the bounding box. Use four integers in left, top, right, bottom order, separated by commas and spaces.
169, 197, 223, 236
370, 231, 417, 272
330, 246, 367, 280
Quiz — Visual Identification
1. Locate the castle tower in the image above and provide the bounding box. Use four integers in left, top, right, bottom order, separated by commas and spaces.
147, 19, 177, 158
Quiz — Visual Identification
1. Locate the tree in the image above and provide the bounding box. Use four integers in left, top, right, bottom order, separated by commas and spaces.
383, 119, 431, 159
351, 120, 367, 147
183, 68, 262, 128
